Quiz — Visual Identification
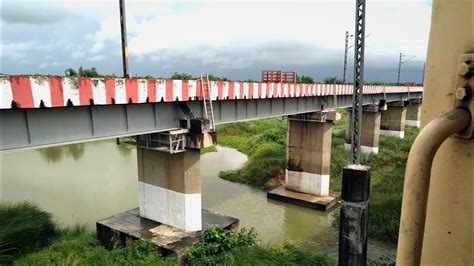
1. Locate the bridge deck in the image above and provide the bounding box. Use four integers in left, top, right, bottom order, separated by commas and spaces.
0, 75, 423, 152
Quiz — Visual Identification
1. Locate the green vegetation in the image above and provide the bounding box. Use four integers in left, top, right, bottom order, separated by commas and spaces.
15, 233, 174, 266
185, 227, 334, 265
218, 118, 287, 188
186, 227, 258, 265
200, 145, 217, 154
4, 202, 334, 265
0, 202, 58, 260
297, 75, 316, 84
216, 109, 419, 244
323, 76, 344, 84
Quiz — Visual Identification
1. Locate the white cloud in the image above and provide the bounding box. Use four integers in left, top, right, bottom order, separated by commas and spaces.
85, 0, 430, 65
89, 55, 107, 62
91, 42, 105, 54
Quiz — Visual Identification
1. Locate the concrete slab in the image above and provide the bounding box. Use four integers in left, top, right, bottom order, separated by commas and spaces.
267, 186, 339, 211
96, 208, 238, 261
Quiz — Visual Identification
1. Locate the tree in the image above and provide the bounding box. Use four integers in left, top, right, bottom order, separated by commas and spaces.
207, 74, 228, 81
170, 72, 193, 80
65, 68, 77, 77
297, 75, 316, 84
323, 76, 344, 84
78, 66, 100, 77
365, 81, 384, 85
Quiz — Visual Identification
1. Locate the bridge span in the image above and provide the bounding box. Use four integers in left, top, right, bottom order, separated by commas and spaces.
0, 75, 422, 151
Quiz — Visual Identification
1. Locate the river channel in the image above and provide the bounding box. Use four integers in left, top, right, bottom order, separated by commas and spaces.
0, 140, 395, 262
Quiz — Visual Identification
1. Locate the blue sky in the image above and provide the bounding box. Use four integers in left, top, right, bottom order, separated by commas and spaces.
1, 0, 432, 83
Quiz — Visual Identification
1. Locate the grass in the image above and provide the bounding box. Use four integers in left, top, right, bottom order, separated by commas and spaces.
0, 202, 58, 260
215, 109, 420, 244
4, 202, 335, 265
185, 227, 335, 266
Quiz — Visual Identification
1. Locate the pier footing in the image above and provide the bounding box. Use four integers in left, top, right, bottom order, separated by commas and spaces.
267, 186, 339, 211
97, 208, 238, 261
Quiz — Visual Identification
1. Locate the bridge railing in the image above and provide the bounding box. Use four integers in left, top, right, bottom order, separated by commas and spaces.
0, 75, 423, 109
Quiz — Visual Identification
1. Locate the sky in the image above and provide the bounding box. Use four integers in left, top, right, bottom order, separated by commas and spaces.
1, 0, 432, 83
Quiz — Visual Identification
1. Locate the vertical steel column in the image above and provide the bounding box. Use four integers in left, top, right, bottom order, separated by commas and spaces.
343, 31, 350, 84
350, 0, 366, 164
119, 0, 129, 78
339, 1, 370, 265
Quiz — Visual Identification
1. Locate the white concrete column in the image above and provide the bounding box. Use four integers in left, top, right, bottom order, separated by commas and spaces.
345, 106, 382, 154
285, 115, 332, 196
137, 148, 201, 231
380, 103, 407, 138
406, 99, 422, 128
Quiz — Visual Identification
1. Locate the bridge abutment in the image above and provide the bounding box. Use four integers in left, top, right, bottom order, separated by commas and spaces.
380, 102, 407, 138
267, 111, 339, 211
406, 99, 422, 128
344, 105, 382, 154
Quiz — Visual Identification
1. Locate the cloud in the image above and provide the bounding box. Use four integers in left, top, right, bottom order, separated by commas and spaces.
1, 1, 74, 25
1, 0, 431, 83
91, 42, 105, 54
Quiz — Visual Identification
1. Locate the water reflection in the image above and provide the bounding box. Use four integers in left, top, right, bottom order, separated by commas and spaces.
38, 143, 85, 162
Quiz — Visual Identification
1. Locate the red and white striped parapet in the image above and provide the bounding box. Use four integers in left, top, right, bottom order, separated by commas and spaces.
0, 75, 423, 109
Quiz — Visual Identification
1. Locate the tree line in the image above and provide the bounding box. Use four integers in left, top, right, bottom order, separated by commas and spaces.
64, 67, 391, 85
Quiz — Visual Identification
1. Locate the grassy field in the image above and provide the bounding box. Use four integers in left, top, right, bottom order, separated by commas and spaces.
215, 109, 419, 244
2, 202, 335, 265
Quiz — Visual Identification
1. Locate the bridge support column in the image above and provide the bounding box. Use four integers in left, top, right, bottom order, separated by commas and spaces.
344, 105, 382, 154
406, 99, 422, 128
137, 148, 202, 231
267, 111, 340, 211
380, 102, 407, 138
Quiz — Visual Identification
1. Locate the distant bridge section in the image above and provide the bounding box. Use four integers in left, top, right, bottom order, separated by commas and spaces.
0, 75, 423, 151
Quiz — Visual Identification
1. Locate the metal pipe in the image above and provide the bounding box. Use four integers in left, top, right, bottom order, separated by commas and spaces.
396, 108, 471, 266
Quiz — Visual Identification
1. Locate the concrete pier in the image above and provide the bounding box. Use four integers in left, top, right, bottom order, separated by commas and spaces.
137, 148, 202, 231
406, 99, 422, 128
380, 102, 407, 138
344, 105, 382, 154
268, 111, 339, 211
97, 208, 238, 261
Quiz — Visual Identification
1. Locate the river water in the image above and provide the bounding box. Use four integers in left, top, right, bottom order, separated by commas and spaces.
0, 140, 395, 262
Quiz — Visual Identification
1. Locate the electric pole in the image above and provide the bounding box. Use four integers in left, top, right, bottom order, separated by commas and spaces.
119, 0, 129, 78
339, 0, 370, 265
397, 53, 417, 85
343, 31, 353, 84
397, 53, 402, 85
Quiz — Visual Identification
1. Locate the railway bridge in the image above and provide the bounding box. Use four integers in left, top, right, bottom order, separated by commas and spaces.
0, 75, 423, 234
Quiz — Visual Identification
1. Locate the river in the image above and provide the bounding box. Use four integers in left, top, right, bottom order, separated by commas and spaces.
0, 140, 395, 263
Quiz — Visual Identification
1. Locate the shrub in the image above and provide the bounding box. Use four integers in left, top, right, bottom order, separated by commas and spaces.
185, 227, 257, 265
0, 202, 58, 260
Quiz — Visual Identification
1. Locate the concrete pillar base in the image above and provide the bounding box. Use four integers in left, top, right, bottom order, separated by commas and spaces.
344, 143, 379, 154
406, 120, 421, 128
267, 186, 338, 211
285, 169, 329, 196
97, 208, 238, 262
380, 129, 405, 138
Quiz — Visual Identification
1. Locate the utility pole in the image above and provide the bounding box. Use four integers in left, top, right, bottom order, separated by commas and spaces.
119, 0, 129, 78
397, 52, 403, 85
397, 53, 416, 85
339, 0, 370, 265
343, 31, 352, 84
